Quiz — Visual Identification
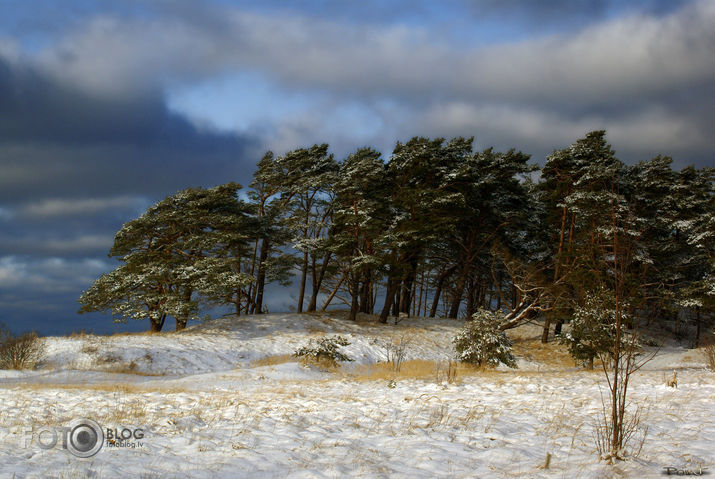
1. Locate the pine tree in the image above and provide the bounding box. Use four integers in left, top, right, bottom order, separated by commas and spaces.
277, 144, 338, 313
330, 147, 390, 321
79, 183, 255, 331
417, 142, 536, 319
539, 131, 626, 340
247, 151, 297, 315
378, 137, 473, 322
672, 166, 714, 345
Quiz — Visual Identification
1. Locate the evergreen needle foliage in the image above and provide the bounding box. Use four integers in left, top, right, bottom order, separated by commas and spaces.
78, 130, 712, 348
453, 309, 517, 368
294, 335, 353, 365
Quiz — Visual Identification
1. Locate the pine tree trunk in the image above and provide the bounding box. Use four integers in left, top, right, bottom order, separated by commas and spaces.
297, 251, 308, 313
416, 268, 425, 317
392, 282, 401, 317
247, 238, 259, 313
429, 267, 455, 318
150, 313, 166, 333
399, 280, 409, 315
320, 273, 344, 312
176, 289, 192, 331
465, 276, 476, 318
348, 272, 359, 322
541, 316, 551, 343
479, 278, 487, 310
359, 270, 371, 313
254, 238, 270, 315
448, 264, 469, 319
554, 320, 564, 337
695, 307, 701, 348
307, 251, 331, 312
379, 279, 396, 324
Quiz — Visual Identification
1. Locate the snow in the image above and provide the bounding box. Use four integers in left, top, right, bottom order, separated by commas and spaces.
0, 313, 713, 478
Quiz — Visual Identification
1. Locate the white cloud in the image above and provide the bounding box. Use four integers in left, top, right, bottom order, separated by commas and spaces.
18, 195, 148, 218
0, 234, 114, 256
0, 256, 112, 293
35, 1, 715, 105
19, 0, 715, 162
408, 102, 712, 154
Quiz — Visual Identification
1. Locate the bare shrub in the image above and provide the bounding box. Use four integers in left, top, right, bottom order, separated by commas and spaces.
81, 343, 99, 355
381, 335, 411, 373
97, 351, 123, 365
594, 388, 649, 461
702, 341, 715, 371
0, 323, 45, 370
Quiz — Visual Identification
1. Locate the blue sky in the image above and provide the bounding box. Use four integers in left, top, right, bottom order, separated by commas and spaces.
0, 0, 713, 335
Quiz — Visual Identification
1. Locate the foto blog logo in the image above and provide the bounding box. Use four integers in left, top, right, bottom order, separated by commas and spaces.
22, 417, 104, 458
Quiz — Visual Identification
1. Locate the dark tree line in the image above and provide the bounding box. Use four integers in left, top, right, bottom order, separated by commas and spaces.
79, 131, 713, 342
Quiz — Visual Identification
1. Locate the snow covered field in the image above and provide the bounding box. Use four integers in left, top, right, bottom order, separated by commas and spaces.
0, 313, 712, 478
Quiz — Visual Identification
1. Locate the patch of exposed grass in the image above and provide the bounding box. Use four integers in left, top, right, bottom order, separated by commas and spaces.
345, 359, 497, 383
511, 335, 574, 367
251, 354, 296, 368
108, 330, 162, 337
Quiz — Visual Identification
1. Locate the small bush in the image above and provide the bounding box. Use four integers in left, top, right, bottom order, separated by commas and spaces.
594, 390, 649, 461
453, 309, 517, 368
559, 289, 639, 369
294, 335, 353, 366
0, 323, 45, 370
381, 335, 411, 373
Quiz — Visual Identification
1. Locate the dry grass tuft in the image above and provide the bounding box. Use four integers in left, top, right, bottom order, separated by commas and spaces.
12, 381, 183, 395
511, 335, 573, 367
108, 330, 162, 337
298, 356, 343, 371
66, 329, 159, 338
67, 329, 92, 338
251, 354, 296, 367
701, 337, 715, 371
346, 359, 495, 383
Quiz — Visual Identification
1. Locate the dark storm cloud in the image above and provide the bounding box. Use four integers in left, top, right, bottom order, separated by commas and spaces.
0, 55, 260, 204
0, 46, 262, 334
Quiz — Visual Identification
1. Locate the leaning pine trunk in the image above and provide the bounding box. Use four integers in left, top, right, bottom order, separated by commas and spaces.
448, 267, 469, 318
150, 312, 166, 333
379, 279, 396, 324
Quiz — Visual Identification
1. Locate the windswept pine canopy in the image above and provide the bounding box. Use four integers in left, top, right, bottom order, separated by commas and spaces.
79, 131, 713, 343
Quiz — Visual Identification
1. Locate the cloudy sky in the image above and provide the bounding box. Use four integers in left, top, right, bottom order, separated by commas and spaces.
1, 0, 713, 335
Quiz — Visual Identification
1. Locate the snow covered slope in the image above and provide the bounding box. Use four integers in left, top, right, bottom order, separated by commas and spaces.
0, 313, 712, 478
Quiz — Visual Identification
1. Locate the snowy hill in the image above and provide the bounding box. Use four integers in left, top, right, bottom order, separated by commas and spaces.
0, 313, 712, 478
